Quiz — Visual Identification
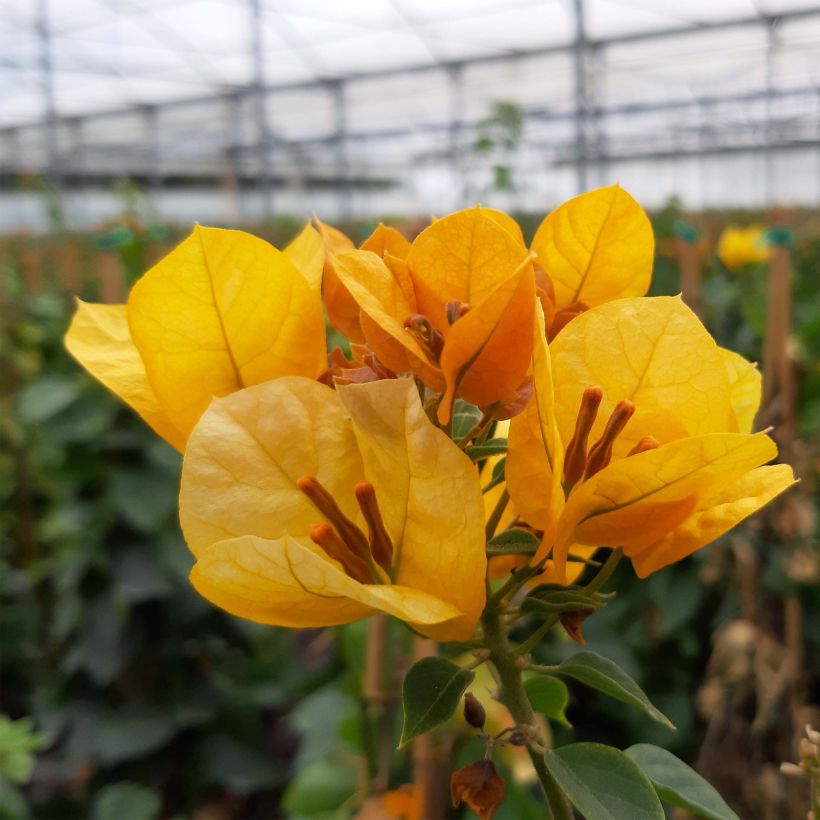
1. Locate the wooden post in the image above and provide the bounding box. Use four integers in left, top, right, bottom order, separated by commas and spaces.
675, 217, 702, 317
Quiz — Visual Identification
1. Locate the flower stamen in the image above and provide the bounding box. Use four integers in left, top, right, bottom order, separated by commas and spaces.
445, 300, 471, 325
354, 482, 394, 573
308, 523, 373, 584
627, 435, 659, 456
563, 386, 603, 491
297, 475, 371, 562
403, 314, 445, 363
584, 400, 636, 479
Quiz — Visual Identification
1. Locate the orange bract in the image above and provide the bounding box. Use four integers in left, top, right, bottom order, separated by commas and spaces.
334, 206, 536, 423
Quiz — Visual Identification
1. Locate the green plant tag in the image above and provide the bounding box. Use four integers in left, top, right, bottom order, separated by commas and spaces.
556, 652, 675, 730
487, 529, 539, 556
523, 675, 571, 727
544, 743, 665, 820
625, 744, 740, 820
399, 657, 475, 747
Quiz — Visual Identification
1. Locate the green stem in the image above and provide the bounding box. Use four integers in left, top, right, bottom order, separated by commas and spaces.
514, 615, 560, 657
584, 547, 623, 595
481, 606, 573, 820
484, 488, 510, 541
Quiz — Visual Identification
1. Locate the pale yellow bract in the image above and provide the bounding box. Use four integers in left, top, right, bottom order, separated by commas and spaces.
507, 295, 796, 580
65, 223, 326, 450
180, 376, 487, 641
62, 185, 796, 637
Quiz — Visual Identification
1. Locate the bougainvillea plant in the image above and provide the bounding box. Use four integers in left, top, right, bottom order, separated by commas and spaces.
66, 185, 795, 819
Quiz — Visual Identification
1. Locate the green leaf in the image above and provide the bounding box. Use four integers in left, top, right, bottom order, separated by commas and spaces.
282, 754, 358, 817
196, 735, 281, 793
544, 743, 665, 820
625, 744, 740, 820
16, 375, 82, 424
523, 675, 571, 727
466, 438, 507, 459
452, 400, 483, 440
482, 457, 506, 492
91, 782, 161, 820
0, 717, 48, 783
522, 585, 606, 614
556, 652, 675, 731
0, 773, 28, 820
399, 657, 475, 747
487, 529, 539, 557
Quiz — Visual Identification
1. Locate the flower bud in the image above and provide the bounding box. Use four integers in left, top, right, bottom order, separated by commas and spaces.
463, 692, 486, 730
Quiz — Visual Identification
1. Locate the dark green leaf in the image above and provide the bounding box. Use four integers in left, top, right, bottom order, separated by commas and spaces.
400, 657, 475, 746
16, 375, 82, 424
93, 706, 175, 765
487, 529, 539, 557
197, 735, 281, 793
522, 586, 605, 614
482, 458, 507, 494
523, 675, 571, 727
282, 754, 358, 816
451, 400, 483, 440
0, 773, 28, 820
91, 782, 161, 820
544, 743, 665, 820
556, 652, 675, 731
625, 744, 740, 820
466, 438, 507, 459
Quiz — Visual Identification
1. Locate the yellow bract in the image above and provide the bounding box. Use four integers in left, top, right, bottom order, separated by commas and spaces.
65, 225, 326, 450
507, 296, 796, 580
180, 376, 486, 641
717, 225, 770, 271
531, 185, 654, 313
334, 206, 536, 422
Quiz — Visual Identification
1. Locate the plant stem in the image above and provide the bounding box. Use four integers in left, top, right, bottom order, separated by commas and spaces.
481, 606, 573, 820
584, 547, 623, 595
514, 614, 559, 657
484, 488, 510, 541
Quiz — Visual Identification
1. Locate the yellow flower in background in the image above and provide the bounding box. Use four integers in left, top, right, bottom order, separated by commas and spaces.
179, 376, 486, 641
332, 206, 536, 423
717, 224, 770, 271
530, 185, 654, 337
65, 224, 326, 451
507, 296, 796, 581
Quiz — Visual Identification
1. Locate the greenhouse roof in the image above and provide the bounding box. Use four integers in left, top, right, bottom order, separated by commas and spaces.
2, 0, 820, 126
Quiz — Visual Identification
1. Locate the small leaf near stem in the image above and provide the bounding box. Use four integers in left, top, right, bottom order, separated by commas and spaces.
458, 405, 499, 448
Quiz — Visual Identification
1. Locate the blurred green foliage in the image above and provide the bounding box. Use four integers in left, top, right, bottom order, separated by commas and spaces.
1, 202, 817, 819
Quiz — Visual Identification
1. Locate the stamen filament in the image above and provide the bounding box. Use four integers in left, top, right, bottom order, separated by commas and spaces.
563, 386, 603, 491
308, 523, 372, 584
445, 300, 471, 325
584, 400, 636, 479
627, 435, 659, 456
403, 314, 445, 363
297, 475, 371, 562
354, 482, 394, 573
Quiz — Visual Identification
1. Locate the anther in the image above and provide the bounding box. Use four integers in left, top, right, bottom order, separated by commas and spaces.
297, 475, 371, 562
354, 482, 394, 573
403, 314, 445, 363
308, 523, 372, 584
445, 300, 471, 325
627, 436, 659, 457
584, 400, 636, 479
563, 386, 603, 490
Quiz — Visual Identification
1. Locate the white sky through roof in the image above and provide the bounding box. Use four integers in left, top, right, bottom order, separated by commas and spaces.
2, 0, 819, 124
